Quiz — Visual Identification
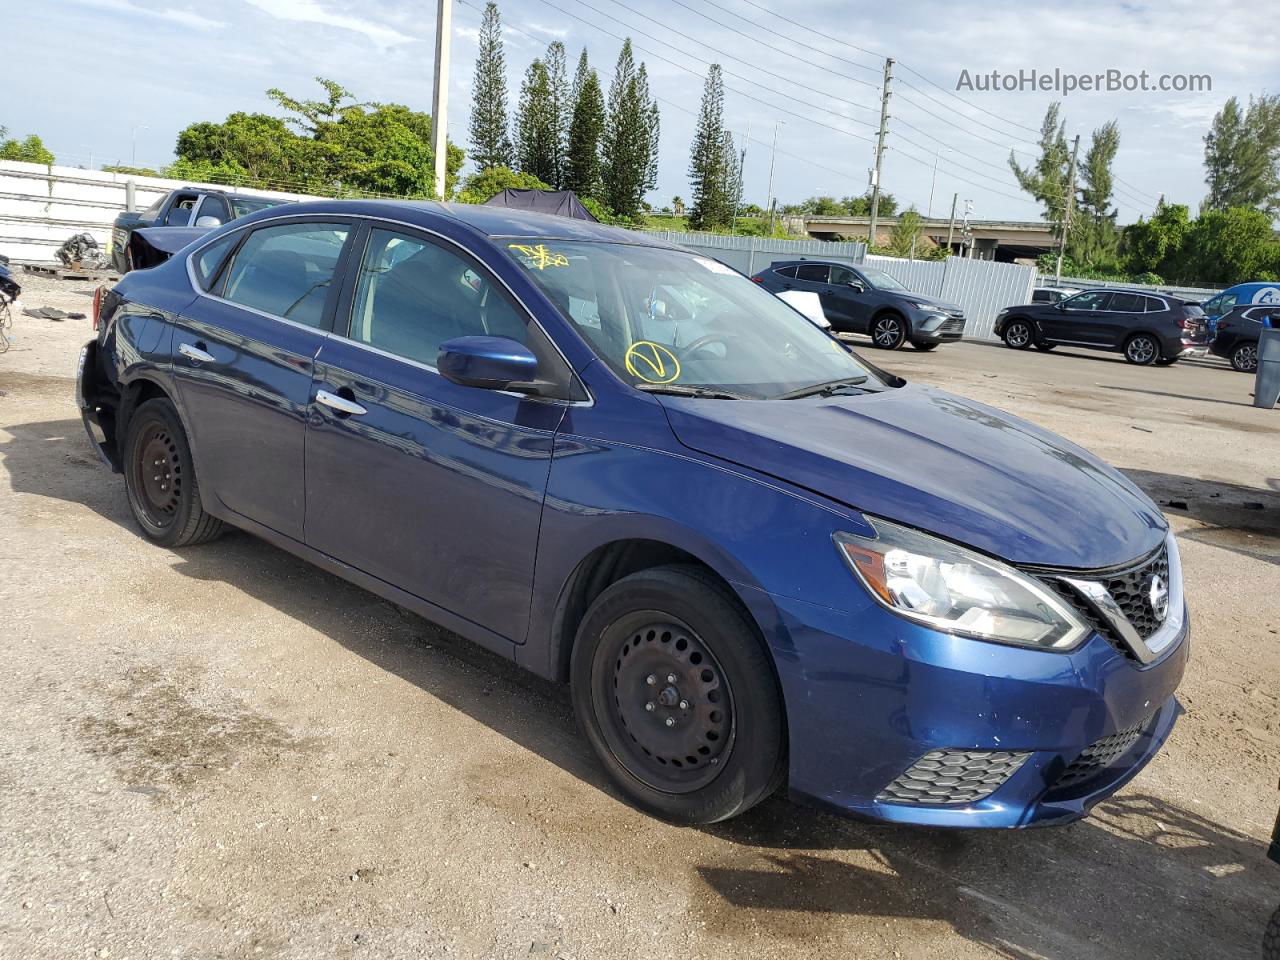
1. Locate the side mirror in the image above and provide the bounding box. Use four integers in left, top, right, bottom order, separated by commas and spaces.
847, 281, 865, 293
194, 215, 224, 228
438, 336, 539, 391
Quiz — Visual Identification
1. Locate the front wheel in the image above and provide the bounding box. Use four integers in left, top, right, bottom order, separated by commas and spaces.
911, 341, 939, 352
1264, 903, 1280, 960
1002, 320, 1033, 349
1034, 341, 1056, 352
1124, 333, 1159, 365
570, 565, 786, 825
123, 398, 224, 547
1231, 342, 1258, 373
870, 314, 907, 350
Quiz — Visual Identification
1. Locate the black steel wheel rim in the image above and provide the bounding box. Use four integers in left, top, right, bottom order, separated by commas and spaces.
874, 317, 902, 347
131, 422, 182, 528
592, 612, 735, 794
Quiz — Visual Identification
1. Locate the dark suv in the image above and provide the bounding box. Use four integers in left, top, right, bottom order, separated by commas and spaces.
751, 260, 965, 350
1209, 304, 1279, 373
994, 289, 1206, 365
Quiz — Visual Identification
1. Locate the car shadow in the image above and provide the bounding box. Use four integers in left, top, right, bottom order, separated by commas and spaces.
1099, 382, 1259, 409
4, 416, 1279, 959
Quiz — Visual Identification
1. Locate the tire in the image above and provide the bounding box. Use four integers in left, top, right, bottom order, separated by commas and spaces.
1265, 903, 1280, 960
1002, 320, 1033, 350
123, 398, 224, 547
1124, 333, 1159, 365
570, 564, 786, 825
1231, 341, 1258, 373
870, 313, 907, 350
1034, 342, 1056, 351
911, 341, 939, 351
1155, 356, 1178, 366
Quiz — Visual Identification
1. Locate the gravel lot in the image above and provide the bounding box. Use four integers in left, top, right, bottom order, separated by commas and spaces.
2, 273, 1278, 960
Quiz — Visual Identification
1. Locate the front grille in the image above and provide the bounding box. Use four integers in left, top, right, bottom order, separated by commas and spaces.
1050, 715, 1151, 791
877, 749, 1030, 806
939, 318, 966, 335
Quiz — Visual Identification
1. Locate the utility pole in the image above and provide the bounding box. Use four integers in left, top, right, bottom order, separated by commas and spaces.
766, 120, 782, 235
731, 120, 751, 234
945, 192, 957, 254
430, 0, 453, 202
1054, 134, 1081, 283
867, 57, 893, 248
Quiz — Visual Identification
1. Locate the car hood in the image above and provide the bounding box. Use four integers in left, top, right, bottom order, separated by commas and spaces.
661, 383, 1166, 569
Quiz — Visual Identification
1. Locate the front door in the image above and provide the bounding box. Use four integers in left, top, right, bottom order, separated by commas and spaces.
1042, 291, 1112, 344
303, 224, 566, 643
171, 218, 355, 540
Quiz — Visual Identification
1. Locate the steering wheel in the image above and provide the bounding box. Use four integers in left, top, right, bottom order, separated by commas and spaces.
680, 332, 734, 357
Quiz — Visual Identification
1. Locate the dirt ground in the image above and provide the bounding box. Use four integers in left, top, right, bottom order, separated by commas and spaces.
2, 273, 1279, 960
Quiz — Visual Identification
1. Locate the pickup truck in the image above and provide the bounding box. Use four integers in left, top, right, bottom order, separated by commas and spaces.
110, 187, 289, 273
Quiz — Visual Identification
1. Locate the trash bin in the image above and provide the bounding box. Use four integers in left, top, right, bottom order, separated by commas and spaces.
1256, 327, 1280, 409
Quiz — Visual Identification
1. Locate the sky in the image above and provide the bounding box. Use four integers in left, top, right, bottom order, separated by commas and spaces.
7, 0, 1279, 224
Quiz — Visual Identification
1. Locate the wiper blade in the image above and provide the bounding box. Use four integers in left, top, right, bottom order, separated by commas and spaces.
633, 383, 749, 400
773, 376, 869, 400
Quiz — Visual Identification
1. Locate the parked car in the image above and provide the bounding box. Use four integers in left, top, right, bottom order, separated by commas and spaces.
1201, 281, 1280, 337
77, 201, 1188, 828
751, 259, 965, 350
111, 187, 290, 273
1031, 286, 1080, 304
995, 288, 1206, 365
1209, 303, 1280, 372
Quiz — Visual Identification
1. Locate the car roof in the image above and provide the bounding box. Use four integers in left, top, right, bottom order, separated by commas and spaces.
768, 259, 850, 268
228, 198, 678, 247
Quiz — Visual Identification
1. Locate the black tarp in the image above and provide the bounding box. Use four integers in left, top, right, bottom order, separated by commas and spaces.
483, 188, 599, 222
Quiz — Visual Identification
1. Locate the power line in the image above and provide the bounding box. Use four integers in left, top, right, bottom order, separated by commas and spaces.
893, 61, 1044, 137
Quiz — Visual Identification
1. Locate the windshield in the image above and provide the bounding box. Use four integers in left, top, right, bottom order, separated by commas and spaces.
858, 266, 909, 293
229, 197, 287, 218
503, 239, 879, 399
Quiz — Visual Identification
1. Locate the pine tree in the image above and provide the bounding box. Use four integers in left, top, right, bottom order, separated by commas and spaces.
516, 59, 558, 185
544, 41, 570, 188
720, 129, 741, 225
601, 40, 660, 220
566, 50, 604, 198
1075, 120, 1121, 268
687, 65, 732, 231
1204, 94, 1280, 216
1009, 102, 1071, 230
468, 1, 513, 171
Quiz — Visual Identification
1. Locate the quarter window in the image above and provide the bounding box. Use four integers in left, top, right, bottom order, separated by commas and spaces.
220, 222, 350, 328
347, 228, 528, 367
1142, 296, 1166, 312
192, 232, 240, 290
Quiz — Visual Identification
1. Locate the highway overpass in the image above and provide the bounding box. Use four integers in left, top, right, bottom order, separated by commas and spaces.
800, 215, 1058, 263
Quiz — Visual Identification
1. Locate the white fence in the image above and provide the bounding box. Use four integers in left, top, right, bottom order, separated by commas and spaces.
865, 254, 1038, 340
641, 230, 867, 276
0, 160, 314, 263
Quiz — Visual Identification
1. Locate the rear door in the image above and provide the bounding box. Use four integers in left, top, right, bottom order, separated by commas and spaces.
303, 223, 568, 643
1042, 291, 1112, 344
1097, 292, 1147, 347
170, 217, 356, 541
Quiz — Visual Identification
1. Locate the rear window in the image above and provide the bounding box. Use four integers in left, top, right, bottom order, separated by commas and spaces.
1181, 302, 1205, 317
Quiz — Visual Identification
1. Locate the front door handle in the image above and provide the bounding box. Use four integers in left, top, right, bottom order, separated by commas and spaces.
316, 388, 367, 416
178, 342, 215, 364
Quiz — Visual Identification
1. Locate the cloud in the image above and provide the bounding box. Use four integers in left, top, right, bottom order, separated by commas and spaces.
65, 0, 224, 30
244, 0, 417, 46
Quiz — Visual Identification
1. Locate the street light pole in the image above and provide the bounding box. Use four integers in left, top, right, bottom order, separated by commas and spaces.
765, 120, 783, 235
430, 0, 453, 201
926, 146, 947, 219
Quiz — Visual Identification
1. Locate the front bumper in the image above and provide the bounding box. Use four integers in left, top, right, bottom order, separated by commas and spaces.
754, 589, 1188, 828
912, 312, 966, 343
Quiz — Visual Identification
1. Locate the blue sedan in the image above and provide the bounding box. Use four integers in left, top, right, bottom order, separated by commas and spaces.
76, 200, 1188, 827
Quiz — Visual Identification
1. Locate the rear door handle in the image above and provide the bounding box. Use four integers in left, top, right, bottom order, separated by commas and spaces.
178, 342, 215, 364
316, 389, 367, 416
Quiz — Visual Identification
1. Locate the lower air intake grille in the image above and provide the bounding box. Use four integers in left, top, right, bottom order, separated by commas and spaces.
877, 749, 1030, 806
1051, 716, 1150, 791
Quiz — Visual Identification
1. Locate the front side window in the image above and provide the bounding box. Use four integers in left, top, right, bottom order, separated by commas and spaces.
1063, 291, 1110, 311
795, 263, 830, 283
163, 196, 198, 227
347, 228, 528, 367
504, 239, 877, 399
219, 221, 349, 328
830, 265, 859, 286
858, 266, 909, 293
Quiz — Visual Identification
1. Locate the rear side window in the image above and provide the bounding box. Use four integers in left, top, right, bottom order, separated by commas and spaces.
1109, 293, 1145, 312
1032, 289, 1050, 303
192, 232, 240, 290
219, 222, 350, 328
795, 263, 831, 283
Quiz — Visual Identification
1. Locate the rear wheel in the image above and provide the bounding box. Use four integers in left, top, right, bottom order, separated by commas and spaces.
1124, 333, 1159, 365
1264, 904, 1280, 960
870, 313, 906, 350
123, 398, 224, 547
1155, 356, 1178, 366
1034, 341, 1056, 351
1002, 320, 1032, 349
911, 341, 939, 351
570, 565, 786, 824
1231, 341, 1258, 373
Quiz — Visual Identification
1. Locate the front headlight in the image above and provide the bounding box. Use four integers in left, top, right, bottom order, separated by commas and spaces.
834, 519, 1089, 650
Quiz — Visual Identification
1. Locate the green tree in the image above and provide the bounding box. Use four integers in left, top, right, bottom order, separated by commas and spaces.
456, 165, 550, 204
323, 102, 463, 197
468, 1, 514, 171
267, 77, 362, 134
602, 40, 659, 221
687, 64, 733, 231
515, 59, 558, 185
0, 132, 55, 165
1074, 120, 1121, 269
565, 50, 604, 198
175, 113, 312, 185
1010, 102, 1071, 228
1121, 201, 1191, 278
1203, 94, 1280, 216
545, 40, 570, 188
885, 209, 924, 258
1179, 207, 1280, 285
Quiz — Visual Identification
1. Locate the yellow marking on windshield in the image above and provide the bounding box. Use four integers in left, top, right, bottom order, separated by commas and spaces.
508, 243, 570, 270
625, 341, 681, 384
